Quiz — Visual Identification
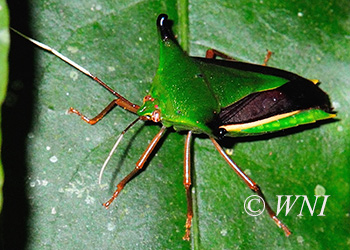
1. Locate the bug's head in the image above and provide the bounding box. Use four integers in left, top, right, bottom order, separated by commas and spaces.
137, 95, 162, 123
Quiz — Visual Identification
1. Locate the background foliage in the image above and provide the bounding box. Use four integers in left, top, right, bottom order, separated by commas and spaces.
0, 0, 9, 214
4, 0, 350, 249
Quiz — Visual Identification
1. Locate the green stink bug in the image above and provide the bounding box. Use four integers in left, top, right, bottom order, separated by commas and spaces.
12, 14, 335, 240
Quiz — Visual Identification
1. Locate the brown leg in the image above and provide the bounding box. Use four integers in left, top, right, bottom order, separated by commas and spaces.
183, 131, 193, 241
69, 98, 139, 125
263, 50, 273, 66
206, 49, 236, 60
103, 126, 167, 208
206, 48, 273, 66
210, 138, 291, 236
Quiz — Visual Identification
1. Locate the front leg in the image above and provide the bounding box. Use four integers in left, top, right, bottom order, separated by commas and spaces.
69, 98, 139, 125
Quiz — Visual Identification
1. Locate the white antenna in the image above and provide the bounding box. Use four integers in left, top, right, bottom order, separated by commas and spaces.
98, 117, 140, 184
98, 132, 124, 184
11, 28, 137, 106
11, 28, 142, 184
11, 28, 94, 78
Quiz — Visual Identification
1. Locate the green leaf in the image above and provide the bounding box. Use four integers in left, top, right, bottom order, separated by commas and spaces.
4, 0, 350, 249
0, 0, 9, 213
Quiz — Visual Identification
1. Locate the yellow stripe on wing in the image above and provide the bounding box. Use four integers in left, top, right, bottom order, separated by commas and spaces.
220, 110, 300, 132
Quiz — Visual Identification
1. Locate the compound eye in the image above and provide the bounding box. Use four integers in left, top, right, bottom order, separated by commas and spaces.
151, 109, 161, 123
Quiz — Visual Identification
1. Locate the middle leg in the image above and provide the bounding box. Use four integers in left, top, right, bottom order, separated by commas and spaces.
183, 131, 193, 241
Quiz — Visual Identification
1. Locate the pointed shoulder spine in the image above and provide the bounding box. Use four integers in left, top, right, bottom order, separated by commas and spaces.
157, 14, 170, 41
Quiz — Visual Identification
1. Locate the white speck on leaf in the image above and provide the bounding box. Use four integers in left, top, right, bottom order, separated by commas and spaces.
332, 101, 341, 109
70, 71, 79, 81
297, 235, 304, 244
85, 190, 95, 205
67, 46, 79, 53
107, 223, 116, 231
244, 169, 252, 176
108, 66, 115, 72
51, 207, 57, 215
50, 155, 58, 163
50, 156, 58, 163
220, 229, 228, 236
85, 195, 95, 205
315, 184, 326, 196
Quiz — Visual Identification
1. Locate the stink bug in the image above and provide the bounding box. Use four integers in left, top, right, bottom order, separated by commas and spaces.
12, 14, 335, 240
